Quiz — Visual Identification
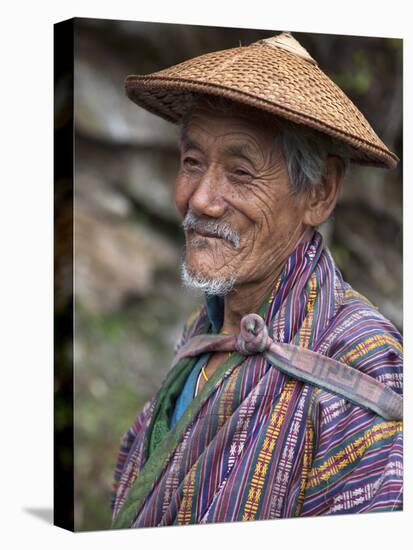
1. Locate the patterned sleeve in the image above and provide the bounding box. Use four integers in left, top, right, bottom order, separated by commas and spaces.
110, 398, 155, 513
300, 330, 403, 516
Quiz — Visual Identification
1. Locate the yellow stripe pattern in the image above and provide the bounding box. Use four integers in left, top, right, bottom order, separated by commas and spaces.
297, 273, 318, 349
306, 420, 402, 490
340, 334, 402, 362
177, 465, 197, 524
242, 380, 296, 521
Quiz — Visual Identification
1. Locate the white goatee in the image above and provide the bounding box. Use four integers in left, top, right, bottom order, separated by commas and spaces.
181, 262, 236, 296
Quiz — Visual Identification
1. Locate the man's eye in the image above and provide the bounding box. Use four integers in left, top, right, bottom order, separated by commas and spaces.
183, 157, 200, 167
232, 168, 251, 178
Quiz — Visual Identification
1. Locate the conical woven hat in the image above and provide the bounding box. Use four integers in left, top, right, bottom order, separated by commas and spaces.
125, 32, 399, 168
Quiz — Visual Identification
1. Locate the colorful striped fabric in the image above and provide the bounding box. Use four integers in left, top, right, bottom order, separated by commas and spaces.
110, 231, 403, 527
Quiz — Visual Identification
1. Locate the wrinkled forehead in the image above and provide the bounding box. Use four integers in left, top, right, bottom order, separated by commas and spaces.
180, 104, 278, 154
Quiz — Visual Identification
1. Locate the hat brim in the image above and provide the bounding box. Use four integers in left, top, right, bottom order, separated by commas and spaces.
125, 43, 399, 169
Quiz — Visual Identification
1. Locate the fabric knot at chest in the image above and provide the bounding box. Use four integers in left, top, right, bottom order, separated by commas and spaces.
171, 311, 402, 421
235, 313, 270, 355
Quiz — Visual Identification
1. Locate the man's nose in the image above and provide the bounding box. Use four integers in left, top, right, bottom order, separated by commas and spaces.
189, 164, 227, 218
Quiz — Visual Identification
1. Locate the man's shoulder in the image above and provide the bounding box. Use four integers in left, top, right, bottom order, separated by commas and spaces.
319, 284, 402, 391
340, 286, 401, 345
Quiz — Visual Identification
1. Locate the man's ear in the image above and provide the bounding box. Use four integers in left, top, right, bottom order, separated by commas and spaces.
302, 156, 344, 227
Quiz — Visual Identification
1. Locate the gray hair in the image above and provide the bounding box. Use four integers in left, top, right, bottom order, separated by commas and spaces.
178, 93, 353, 195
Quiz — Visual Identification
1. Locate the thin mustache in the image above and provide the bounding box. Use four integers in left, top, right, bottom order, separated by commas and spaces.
182, 212, 240, 249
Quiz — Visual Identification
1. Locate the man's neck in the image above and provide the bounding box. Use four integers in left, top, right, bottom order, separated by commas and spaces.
220, 227, 314, 334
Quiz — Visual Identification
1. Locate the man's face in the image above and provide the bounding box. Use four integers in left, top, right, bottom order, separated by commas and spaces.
175, 104, 311, 291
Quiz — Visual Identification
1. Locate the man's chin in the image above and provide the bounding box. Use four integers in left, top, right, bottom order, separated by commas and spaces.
180, 262, 236, 296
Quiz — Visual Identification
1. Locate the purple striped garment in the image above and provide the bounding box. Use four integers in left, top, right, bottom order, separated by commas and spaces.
110, 231, 403, 527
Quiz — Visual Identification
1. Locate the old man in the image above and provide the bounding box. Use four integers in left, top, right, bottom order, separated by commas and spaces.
111, 32, 402, 528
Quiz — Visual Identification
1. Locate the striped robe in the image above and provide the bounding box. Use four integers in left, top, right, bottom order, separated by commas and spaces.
110, 231, 403, 527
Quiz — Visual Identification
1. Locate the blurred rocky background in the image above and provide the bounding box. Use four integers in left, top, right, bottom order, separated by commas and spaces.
59, 18, 402, 531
